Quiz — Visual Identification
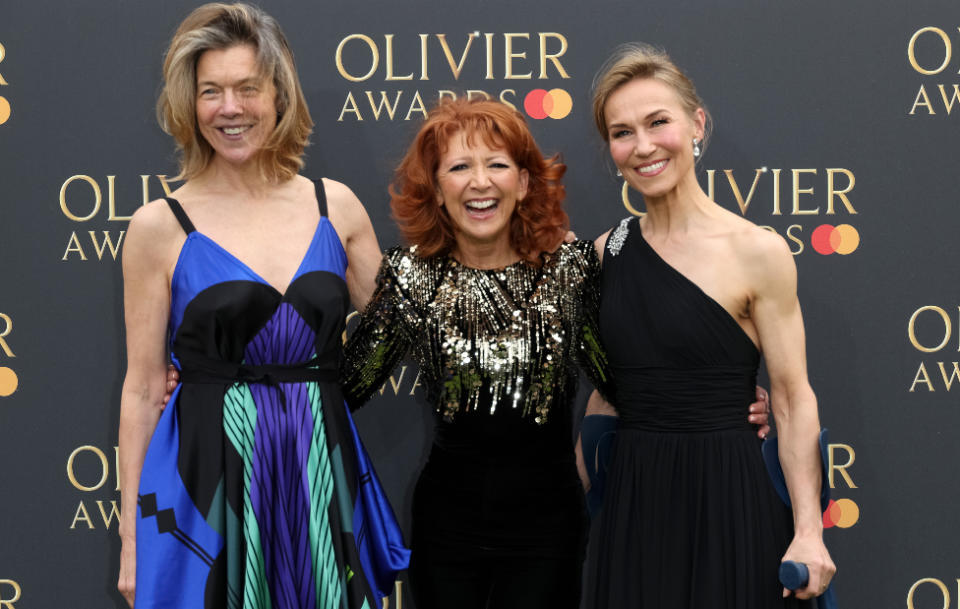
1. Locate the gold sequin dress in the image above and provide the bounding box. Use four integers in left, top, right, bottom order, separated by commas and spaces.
341, 240, 610, 603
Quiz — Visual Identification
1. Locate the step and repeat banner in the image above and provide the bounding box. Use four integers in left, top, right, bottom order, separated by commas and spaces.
0, 1, 957, 607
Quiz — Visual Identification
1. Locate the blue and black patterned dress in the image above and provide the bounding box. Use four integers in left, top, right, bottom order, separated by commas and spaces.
134, 179, 409, 609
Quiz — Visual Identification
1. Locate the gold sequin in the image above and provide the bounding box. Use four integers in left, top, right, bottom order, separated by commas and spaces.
341, 241, 610, 423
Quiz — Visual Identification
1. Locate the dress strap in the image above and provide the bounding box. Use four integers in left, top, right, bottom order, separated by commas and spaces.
313, 178, 328, 217
164, 197, 196, 235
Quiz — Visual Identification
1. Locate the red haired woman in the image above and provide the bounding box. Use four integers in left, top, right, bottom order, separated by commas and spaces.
340, 98, 607, 609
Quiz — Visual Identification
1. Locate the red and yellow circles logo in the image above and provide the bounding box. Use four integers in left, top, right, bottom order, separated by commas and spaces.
811, 224, 860, 255
822, 498, 859, 528
523, 88, 572, 120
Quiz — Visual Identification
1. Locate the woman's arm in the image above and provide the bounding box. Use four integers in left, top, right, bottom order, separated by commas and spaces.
749, 231, 835, 600
116, 202, 182, 607
324, 179, 382, 311
339, 251, 415, 409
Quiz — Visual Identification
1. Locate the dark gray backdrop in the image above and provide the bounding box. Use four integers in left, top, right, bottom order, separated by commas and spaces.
1, 1, 957, 608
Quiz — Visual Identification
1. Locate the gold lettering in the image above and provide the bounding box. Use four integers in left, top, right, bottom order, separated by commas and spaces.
466, 89, 490, 100
0, 42, 8, 86
910, 362, 935, 392
419, 34, 429, 80
771, 168, 783, 215
96, 500, 121, 529
498, 89, 517, 111
909, 84, 936, 115
140, 174, 175, 206
484, 33, 495, 80
365, 91, 403, 120
88, 231, 125, 261
906, 577, 949, 609
70, 501, 94, 530
404, 91, 427, 121
384, 35, 413, 81
937, 84, 960, 114
438, 90, 457, 102
938, 361, 960, 390
705, 169, 716, 200
0, 313, 13, 358
538, 33, 570, 79
436, 34, 476, 80
825, 169, 857, 214
338, 92, 363, 121
908, 306, 951, 352
336, 34, 379, 82
723, 169, 763, 215
409, 370, 423, 395
791, 169, 818, 215
0, 579, 22, 609
504, 33, 532, 79
62, 232, 88, 261
106, 175, 133, 221
785, 224, 804, 255
388, 366, 409, 395
67, 445, 109, 492
621, 181, 645, 217
907, 27, 951, 75
60, 175, 102, 222
827, 443, 857, 489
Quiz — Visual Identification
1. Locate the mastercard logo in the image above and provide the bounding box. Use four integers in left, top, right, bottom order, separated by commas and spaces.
523, 88, 572, 120
811, 224, 859, 255
0, 366, 18, 397
822, 498, 859, 528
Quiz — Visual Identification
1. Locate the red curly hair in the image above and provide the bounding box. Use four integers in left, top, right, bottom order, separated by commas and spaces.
390, 97, 569, 265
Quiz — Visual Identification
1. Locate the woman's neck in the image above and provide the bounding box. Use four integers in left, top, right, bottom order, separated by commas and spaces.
452, 237, 521, 269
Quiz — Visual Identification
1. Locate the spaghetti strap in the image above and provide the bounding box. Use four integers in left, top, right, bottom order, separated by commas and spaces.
165, 197, 196, 235
313, 178, 328, 218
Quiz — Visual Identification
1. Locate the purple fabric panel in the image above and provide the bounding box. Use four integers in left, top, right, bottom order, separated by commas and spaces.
246, 303, 319, 609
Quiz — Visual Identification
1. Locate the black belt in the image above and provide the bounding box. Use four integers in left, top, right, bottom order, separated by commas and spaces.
177, 353, 337, 410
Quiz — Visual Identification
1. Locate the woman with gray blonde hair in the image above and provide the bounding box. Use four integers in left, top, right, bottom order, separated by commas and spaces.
584, 44, 834, 608
116, 4, 407, 608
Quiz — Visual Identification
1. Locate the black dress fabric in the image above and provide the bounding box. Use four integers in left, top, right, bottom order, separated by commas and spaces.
341, 241, 610, 609
587, 217, 813, 609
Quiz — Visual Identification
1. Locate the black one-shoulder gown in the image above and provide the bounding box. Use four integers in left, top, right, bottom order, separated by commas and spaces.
587, 217, 813, 609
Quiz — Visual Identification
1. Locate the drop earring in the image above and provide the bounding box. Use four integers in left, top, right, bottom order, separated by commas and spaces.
692, 138, 702, 159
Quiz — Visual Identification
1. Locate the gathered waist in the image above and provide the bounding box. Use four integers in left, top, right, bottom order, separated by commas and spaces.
612, 364, 756, 432
176, 351, 338, 386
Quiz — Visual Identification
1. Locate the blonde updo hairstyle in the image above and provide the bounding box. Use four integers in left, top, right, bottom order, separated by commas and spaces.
157, 3, 313, 182
592, 43, 712, 158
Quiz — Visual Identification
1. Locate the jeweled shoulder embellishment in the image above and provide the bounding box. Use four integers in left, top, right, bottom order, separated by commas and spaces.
607, 217, 632, 256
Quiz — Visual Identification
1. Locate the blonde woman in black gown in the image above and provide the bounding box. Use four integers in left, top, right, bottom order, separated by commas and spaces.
584, 45, 835, 608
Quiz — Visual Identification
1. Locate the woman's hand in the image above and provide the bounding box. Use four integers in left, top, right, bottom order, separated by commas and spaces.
781, 533, 836, 599
118, 537, 136, 607
161, 364, 180, 409
750, 385, 771, 439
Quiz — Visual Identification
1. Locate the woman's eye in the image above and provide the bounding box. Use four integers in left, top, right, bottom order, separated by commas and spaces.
611, 129, 630, 139
450, 163, 468, 171
651, 118, 668, 127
